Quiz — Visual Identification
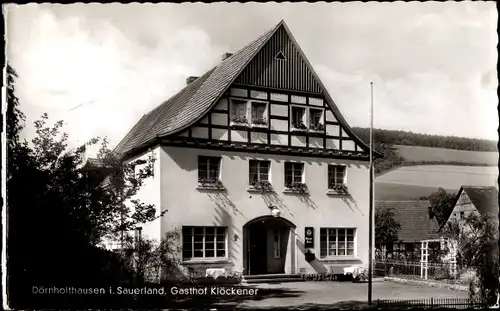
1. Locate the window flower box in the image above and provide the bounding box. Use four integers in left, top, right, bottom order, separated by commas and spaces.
248, 180, 274, 193
230, 116, 249, 128
197, 178, 225, 190
309, 123, 325, 132
251, 118, 268, 128
327, 184, 349, 195
291, 122, 308, 133
284, 182, 309, 194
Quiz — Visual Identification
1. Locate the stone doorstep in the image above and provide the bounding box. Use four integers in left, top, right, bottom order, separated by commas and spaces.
384, 276, 468, 292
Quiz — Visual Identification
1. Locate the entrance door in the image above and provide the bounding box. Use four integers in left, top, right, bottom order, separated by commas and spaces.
248, 223, 267, 275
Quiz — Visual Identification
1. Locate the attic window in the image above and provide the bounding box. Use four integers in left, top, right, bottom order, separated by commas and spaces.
275, 51, 286, 60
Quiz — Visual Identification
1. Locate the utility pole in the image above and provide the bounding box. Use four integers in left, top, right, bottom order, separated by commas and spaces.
368, 82, 374, 305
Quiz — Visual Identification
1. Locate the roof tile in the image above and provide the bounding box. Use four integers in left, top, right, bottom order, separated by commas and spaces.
376, 200, 440, 242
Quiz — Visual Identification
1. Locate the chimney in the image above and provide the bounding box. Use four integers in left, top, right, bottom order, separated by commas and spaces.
186, 76, 199, 85
222, 52, 233, 61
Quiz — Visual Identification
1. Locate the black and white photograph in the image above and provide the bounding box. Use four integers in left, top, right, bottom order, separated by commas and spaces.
3, 2, 499, 309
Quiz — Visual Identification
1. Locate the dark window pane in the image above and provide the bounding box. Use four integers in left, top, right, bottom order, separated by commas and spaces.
260, 172, 269, 181
194, 250, 203, 257
216, 250, 226, 257
293, 166, 302, 176
194, 227, 204, 235
205, 227, 215, 235
328, 245, 336, 256
205, 250, 215, 257
205, 241, 215, 251
249, 162, 258, 183
216, 241, 226, 249
260, 162, 269, 174
183, 249, 192, 259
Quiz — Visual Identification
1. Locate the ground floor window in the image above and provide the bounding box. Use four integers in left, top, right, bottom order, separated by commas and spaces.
320, 228, 355, 258
182, 226, 227, 260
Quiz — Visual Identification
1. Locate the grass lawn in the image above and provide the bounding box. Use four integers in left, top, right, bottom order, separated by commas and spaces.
210, 280, 469, 309
376, 165, 497, 190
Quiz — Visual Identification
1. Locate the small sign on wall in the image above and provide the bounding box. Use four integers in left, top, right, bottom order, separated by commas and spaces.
304, 227, 314, 248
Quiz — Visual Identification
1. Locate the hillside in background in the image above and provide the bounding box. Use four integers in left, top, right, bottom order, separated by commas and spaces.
352, 127, 497, 152
352, 127, 498, 176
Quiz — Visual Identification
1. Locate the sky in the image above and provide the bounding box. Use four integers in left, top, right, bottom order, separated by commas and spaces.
4, 2, 498, 155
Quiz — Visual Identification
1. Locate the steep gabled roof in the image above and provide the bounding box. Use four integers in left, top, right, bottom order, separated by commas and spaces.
438, 186, 498, 232
376, 200, 440, 242
460, 186, 498, 216
114, 20, 380, 159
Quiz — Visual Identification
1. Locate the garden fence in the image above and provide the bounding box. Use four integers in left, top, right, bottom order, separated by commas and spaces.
377, 297, 488, 309
374, 260, 460, 282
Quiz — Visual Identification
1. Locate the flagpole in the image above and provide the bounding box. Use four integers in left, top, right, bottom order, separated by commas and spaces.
368, 81, 374, 305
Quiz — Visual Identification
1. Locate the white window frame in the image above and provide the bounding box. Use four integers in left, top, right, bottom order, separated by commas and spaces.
308, 107, 325, 131
290, 105, 308, 130
198, 156, 222, 183
249, 100, 269, 127
230, 98, 249, 124
249, 159, 271, 184
274, 228, 281, 258
327, 165, 347, 189
284, 161, 305, 186
182, 226, 228, 261
319, 228, 357, 259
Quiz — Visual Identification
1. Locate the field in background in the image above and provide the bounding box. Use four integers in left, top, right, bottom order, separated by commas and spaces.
395, 145, 498, 165
375, 182, 453, 200
375, 165, 497, 198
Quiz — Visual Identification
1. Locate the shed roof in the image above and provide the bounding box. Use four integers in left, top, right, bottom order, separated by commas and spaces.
376, 200, 440, 242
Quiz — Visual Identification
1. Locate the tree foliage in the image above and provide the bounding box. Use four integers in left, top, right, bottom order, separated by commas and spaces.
375, 207, 401, 247
120, 230, 184, 284
441, 213, 499, 304
352, 127, 497, 152
6, 64, 166, 307
426, 188, 456, 227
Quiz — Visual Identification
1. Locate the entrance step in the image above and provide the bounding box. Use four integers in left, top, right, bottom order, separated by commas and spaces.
243, 273, 304, 284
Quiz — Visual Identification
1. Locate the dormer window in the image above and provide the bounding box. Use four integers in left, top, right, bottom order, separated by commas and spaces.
309, 108, 324, 132
230, 99, 248, 125
251, 101, 268, 127
291, 106, 307, 131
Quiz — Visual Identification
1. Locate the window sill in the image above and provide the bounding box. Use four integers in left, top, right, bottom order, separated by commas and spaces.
230, 122, 249, 128
247, 186, 274, 193
291, 128, 308, 133
283, 188, 309, 195
326, 190, 349, 196
317, 256, 360, 262
196, 184, 226, 191
251, 123, 268, 128
309, 129, 324, 133
182, 259, 232, 266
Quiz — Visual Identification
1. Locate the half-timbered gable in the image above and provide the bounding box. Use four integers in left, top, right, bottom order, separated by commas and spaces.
116, 20, 378, 162
166, 21, 375, 161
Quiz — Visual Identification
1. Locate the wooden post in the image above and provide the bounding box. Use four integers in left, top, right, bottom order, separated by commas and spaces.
368, 82, 374, 305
